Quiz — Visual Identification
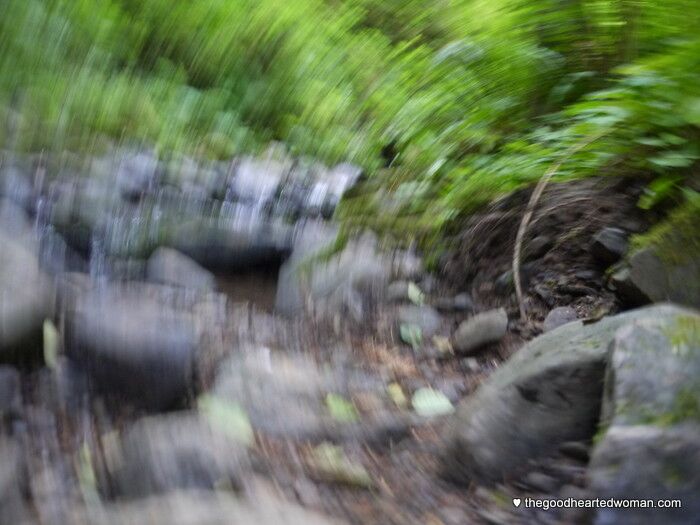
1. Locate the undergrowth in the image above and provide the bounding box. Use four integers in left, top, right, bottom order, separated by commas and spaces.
0, 0, 698, 245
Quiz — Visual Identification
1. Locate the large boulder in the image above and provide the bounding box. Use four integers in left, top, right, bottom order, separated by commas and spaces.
147, 247, 216, 291
590, 425, 700, 525
0, 437, 30, 524
0, 230, 53, 362
442, 304, 690, 484
230, 156, 289, 206
0, 367, 21, 426
274, 221, 339, 315
275, 229, 421, 323
0, 164, 34, 211
276, 230, 390, 320
167, 217, 293, 272
624, 248, 700, 309
212, 349, 336, 439
65, 286, 198, 409
588, 308, 700, 524
612, 200, 699, 309
113, 149, 160, 201
109, 413, 249, 498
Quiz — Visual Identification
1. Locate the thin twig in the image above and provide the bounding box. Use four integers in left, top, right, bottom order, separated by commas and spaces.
513, 131, 608, 319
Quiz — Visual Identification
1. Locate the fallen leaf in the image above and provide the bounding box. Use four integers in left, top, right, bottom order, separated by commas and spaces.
412, 388, 454, 417
198, 395, 254, 446
325, 393, 360, 422
400, 323, 422, 350
307, 443, 373, 488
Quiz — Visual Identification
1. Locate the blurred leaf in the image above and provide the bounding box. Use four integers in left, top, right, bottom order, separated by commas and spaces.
387, 382, 407, 408
649, 151, 696, 169
412, 388, 454, 417
198, 395, 254, 446
638, 175, 683, 210
325, 393, 360, 423
76, 443, 100, 505
43, 320, 59, 369
407, 282, 425, 305
400, 323, 422, 350
307, 443, 372, 488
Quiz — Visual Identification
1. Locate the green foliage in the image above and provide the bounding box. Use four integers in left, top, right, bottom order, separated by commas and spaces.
0, 0, 698, 242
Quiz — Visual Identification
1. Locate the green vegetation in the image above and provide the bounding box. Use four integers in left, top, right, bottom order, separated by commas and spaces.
1, 0, 699, 241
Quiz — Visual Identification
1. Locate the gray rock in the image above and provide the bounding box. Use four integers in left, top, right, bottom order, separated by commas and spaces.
591, 227, 628, 266
525, 235, 552, 261
558, 441, 589, 463
523, 471, 558, 493
386, 281, 411, 303
494, 263, 537, 296
434, 293, 475, 313
0, 367, 21, 423
391, 250, 423, 280
212, 349, 334, 439
0, 438, 30, 524
83, 490, 343, 525
586, 309, 700, 524
627, 248, 700, 309
38, 230, 88, 275
0, 198, 32, 236
320, 162, 362, 214
303, 163, 361, 218
609, 266, 650, 307
543, 306, 578, 332
110, 413, 249, 498
452, 308, 507, 355
276, 231, 390, 320
397, 305, 442, 338
589, 425, 700, 525
168, 217, 292, 271
600, 313, 700, 427
0, 230, 53, 362
231, 156, 289, 205
65, 287, 197, 409
442, 304, 690, 484
115, 150, 159, 200
147, 247, 216, 291
0, 165, 34, 211
274, 221, 339, 315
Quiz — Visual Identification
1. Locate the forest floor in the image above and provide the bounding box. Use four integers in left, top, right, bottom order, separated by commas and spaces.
236, 177, 650, 525
7, 176, 653, 525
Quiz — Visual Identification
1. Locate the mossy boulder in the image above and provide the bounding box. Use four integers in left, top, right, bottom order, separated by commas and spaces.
617, 198, 700, 309
589, 307, 700, 525
441, 304, 693, 484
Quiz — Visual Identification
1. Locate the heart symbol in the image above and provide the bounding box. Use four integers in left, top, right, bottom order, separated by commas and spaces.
513, 498, 521, 508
